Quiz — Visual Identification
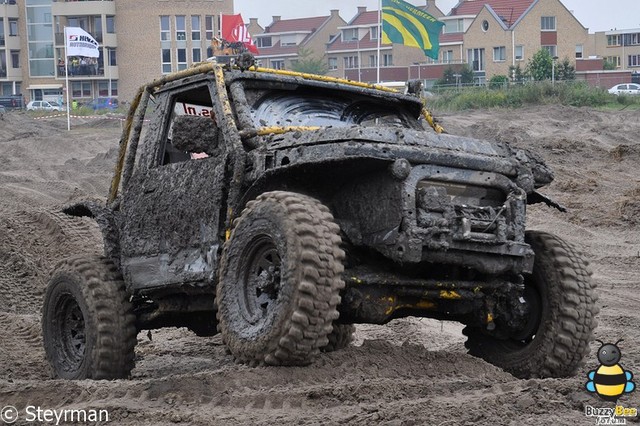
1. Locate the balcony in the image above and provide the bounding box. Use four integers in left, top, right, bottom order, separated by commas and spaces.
52, 0, 115, 17
0, 1, 19, 18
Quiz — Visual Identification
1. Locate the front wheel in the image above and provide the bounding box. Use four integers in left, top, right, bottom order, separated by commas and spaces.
42, 256, 137, 379
216, 191, 345, 366
463, 231, 599, 378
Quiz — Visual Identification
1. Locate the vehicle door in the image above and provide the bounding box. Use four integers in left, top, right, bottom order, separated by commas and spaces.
120, 80, 229, 291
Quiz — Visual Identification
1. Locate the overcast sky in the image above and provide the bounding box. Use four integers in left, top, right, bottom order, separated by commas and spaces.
235, 0, 639, 33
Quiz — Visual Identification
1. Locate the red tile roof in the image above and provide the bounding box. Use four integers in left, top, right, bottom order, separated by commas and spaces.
265, 16, 330, 34
449, 0, 536, 27
440, 33, 464, 43
350, 11, 379, 26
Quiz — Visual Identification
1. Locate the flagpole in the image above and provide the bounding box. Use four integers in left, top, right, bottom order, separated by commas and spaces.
377, 0, 381, 83
64, 26, 70, 131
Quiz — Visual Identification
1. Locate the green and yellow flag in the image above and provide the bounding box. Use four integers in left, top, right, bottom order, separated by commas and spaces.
382, 0, 445, 60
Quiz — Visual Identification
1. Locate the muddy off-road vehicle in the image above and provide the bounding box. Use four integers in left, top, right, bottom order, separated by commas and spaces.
42, 59, 598, 380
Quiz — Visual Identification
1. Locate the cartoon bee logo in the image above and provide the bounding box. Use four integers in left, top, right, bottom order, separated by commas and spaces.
586, 339, 636, 401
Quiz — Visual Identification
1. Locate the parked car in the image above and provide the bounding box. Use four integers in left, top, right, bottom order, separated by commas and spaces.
608, 83, 640, 96
26, 100, 63, 111
0, 94, 24, 110
85, 97, 119, 110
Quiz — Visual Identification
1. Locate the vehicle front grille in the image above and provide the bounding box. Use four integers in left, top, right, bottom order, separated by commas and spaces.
416, 180, 509, 244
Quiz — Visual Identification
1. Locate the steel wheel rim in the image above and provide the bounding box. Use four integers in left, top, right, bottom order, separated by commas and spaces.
56, 293, 86, 369
239, 235, 282, 326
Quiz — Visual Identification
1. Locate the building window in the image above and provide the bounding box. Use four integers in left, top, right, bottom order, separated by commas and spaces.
160, 16, 170, 41
543, 45, 557, 57
256, 37, 272, 48
370, 26, 379, 40
9, 18, 18, 36
106, 16, 115, 33
442, 50, 453, 63
444, 19, 463, 34
607, 35, 621, 46
107, 47, 116, 66
342, 28, 358, 41
493, 46, 506, 62
515, 45, 524, 61
271, 59, 284, 70
162, 48, 171, 74
176, 16, 186, 41
205, 15, 214, 41
71, 81, 92, 98
467, 48, 485, 71
281, 34, 296, 46
98, 81, 116, 97
383, 54, 393, 66
344, 56, 358, 69
176, 48, 187, 70
191, 16, 201, 41
192, 47, 201, 63
369, 55, 377, 67
328, 57, 337, 70
541, 16, 556, 31
481, 20, 489, 32
575, 44, 583, 59
11, 50, 19, 68
605, 56, 620, 68
629, 55, 640, 67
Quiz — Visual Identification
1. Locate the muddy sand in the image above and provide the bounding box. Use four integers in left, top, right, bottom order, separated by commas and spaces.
0, 106, 638, 425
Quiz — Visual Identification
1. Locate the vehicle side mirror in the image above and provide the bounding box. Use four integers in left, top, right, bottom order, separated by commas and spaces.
171, 115, 219, 155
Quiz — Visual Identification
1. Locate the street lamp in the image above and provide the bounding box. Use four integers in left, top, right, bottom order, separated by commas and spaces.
552, 55, 559, 85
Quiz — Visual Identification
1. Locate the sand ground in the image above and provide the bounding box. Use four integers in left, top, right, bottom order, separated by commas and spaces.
0, 106, 638, 425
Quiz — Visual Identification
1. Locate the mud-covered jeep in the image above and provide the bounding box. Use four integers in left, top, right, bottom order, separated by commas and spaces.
43, 61, 598, 380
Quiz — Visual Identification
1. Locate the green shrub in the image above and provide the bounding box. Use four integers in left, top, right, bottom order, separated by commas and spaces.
489, 75, 509, 90
429, 80, 615, 111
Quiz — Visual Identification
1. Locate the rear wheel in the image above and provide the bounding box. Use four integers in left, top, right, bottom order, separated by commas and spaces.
42, 256, 137, 379
216, 191, 345, 366
463, 231, 598, 378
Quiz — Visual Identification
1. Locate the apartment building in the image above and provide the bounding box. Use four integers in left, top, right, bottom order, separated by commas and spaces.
0, 0, 20, 96
589, 28, 640, 71
325, 1, 444, 82
1, 0, 233, 103
324, 0, 588, 85
454, 0, 588, 84
251, 11, 345, 70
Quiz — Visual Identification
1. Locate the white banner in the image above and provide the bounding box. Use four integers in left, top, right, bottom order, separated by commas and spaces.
65, 27, 99, 58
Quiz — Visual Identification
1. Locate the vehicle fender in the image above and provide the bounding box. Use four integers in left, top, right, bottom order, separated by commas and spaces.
62, 202, 121, 267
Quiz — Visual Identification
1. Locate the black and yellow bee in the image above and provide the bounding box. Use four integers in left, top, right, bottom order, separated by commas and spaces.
586, 339, 635, 401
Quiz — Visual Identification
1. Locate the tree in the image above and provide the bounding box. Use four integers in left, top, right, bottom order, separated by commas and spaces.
460, 64, 474, 84
508, 64, 526, 84
526, 49, 553, 81
603, 59, 617, 70
435, 67, 456, 86
556, 58, 575, 81
489, 75, 509, 89
290, 48, 329, 75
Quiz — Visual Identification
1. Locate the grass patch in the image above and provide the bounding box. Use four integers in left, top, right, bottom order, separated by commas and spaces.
427, 81, 640, 111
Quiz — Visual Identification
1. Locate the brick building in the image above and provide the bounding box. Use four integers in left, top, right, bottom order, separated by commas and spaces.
0, 0, 233, 102
329, 0, 589, 86
325, 1, 444, 82
251, 11, 346, 70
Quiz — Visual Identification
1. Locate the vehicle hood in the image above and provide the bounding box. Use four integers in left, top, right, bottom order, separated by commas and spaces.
262, 126, 553, 190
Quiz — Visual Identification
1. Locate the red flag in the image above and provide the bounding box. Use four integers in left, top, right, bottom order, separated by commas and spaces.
221, 14, 259, 54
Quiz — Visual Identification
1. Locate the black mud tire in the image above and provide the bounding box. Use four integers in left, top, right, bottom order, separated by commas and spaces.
463, 231, 599, 378
216, 191, 345, 366
321, 324, 355, 353
42, 256, 137, 379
